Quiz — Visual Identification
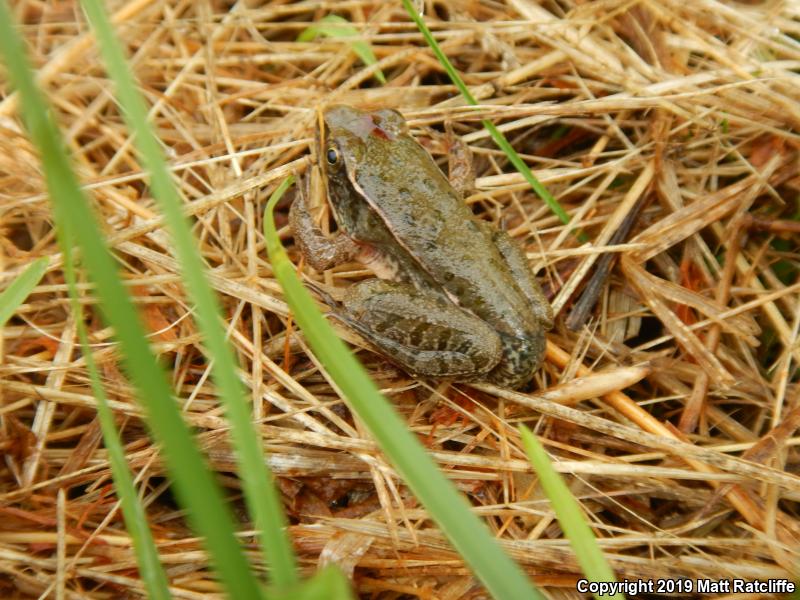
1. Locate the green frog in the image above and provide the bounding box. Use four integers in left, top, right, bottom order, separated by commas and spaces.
290, 105, 553, 389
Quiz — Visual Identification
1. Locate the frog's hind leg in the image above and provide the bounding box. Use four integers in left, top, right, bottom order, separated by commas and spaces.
477, 220, 554, 329
336, 279, 502, 378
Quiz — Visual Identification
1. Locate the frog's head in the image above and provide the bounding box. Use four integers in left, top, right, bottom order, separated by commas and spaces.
317, 105, 409, 234
320, 105, 406, 173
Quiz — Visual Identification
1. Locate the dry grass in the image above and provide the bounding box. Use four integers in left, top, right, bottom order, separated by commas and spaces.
1, 0, 800, 597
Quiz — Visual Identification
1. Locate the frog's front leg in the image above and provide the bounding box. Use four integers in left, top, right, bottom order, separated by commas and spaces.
337, 279, 503, 378
289, 179, 359, 271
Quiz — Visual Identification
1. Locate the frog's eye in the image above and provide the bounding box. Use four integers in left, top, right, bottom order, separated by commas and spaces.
326, 146, 339, 165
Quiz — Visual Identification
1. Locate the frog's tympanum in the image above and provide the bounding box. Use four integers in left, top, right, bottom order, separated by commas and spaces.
290, 105, 553, 389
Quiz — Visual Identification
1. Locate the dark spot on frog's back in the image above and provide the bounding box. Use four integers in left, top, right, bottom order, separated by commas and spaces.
373, 318, 390, 334
408, 321, 426, 346
436, 328, 452, 350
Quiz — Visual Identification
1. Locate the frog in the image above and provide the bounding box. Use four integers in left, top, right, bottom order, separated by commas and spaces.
289, 105, 553, 389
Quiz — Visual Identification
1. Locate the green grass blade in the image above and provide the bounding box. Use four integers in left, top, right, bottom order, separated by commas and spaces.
80, 0, 297, 587
57, 215, 171, 600
519, 425, 623, 600
0, 5, 265, 597
269, 565, 354, 600
400, 0, 575, 230
298, 15, 386, 84
265, 179, 544, 600
0, 257, 47, 328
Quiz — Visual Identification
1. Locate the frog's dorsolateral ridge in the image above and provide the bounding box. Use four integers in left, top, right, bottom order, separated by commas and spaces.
290, 105, 553, 389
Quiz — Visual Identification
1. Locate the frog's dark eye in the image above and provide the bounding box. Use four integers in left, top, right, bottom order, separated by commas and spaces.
326, 146, 339, 165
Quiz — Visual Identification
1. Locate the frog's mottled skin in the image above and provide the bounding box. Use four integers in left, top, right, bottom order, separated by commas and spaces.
290, 105, 553, 388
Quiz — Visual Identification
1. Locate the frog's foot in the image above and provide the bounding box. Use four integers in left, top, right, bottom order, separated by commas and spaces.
445, 120, 476, 196
337, 279, 502, 378
485, 329, 547, 389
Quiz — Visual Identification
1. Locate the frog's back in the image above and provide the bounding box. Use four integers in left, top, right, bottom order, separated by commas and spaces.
354, 136, 539, 339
